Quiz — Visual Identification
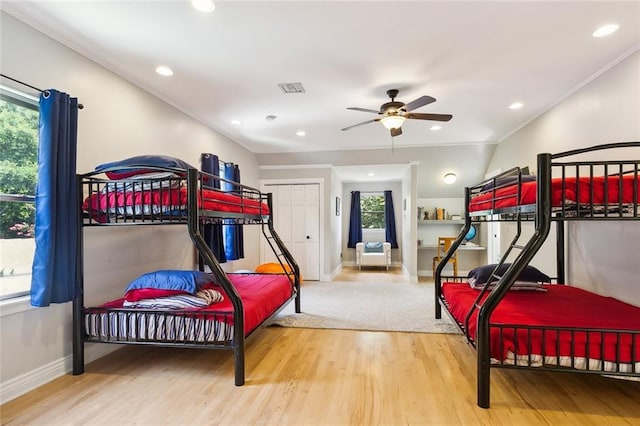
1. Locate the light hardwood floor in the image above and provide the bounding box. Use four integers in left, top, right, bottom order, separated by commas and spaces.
2, 269, 639, 425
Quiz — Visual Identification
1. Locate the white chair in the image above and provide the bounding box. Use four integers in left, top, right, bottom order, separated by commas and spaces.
356, 241, 392, 270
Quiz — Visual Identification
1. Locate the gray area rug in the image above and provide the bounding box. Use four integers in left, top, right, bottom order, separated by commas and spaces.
269, 280, 461, 334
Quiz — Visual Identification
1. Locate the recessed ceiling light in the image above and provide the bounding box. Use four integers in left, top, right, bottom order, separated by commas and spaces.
430, 125, 442, 131
593, 24, 619, 38
155, 66, 173, 76
296, 130, 306, 137
368, 172, 375, 177
230, 120, 243, 126
191, 0, 215, 13
443, 173, 457, 184
509, 102, 523, 110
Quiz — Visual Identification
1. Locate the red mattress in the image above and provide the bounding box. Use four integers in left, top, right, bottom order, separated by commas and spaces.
469, 175, 639, 212
83, 186, 270, 217
100, 273, 293, 335
442, 283, 640, 364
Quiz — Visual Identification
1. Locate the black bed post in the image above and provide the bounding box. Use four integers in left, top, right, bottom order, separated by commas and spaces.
73, 174, 85, 375
556, 221, 565, 284
476, 153, 554, 408
185, 169, 245, 386
435, 187, 470, 320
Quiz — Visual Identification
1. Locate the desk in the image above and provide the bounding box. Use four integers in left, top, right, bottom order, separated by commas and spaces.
417, 243, 486, 276
418, 242, 486, 251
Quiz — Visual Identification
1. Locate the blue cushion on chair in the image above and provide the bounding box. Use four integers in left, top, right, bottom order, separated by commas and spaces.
364, 242, 384, 253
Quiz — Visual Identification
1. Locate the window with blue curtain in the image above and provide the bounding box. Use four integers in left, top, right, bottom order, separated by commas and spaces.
30, 89, 79, 307
347, 190, 398, 249
200, 153, 226, 263
222, 161, 244, 260
200, 154, 244, 263
347, 191, 362, 248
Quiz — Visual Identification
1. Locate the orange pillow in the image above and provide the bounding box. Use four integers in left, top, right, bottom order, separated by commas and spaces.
254, 262, 301, 281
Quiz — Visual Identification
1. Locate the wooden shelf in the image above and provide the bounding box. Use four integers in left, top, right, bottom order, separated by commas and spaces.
418, 220, 465, 225
418, 243, 485, 251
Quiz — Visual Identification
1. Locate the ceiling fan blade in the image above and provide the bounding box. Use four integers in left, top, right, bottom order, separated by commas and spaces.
347, 107, 381, 114
341, 118, 379, 131
403, 95, 436, 112
390, 127, 402, 137
405, 112, 453, 122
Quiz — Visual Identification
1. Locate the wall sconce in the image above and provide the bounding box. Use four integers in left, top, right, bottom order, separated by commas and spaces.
443, 173, 457, 184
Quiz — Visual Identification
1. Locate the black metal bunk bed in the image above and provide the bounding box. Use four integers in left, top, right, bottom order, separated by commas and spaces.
72, 167, 301, 386
434, 141, 640, 408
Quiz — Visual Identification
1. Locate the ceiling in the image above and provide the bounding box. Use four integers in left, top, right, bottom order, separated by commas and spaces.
2, 1, 640, 190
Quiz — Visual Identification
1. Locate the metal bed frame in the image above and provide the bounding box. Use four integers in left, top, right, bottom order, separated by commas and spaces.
434, 141, 640, 408
72, 167, 301, 386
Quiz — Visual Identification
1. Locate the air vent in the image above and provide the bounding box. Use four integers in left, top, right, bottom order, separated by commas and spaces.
278, 82, 305, 94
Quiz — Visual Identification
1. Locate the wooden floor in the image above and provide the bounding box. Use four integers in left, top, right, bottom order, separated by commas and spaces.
2, 268, 639, 425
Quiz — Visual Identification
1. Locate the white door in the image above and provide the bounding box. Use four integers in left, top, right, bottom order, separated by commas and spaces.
261, 184, 320, 280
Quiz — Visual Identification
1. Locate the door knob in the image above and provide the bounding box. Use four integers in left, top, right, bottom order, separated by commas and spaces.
306, 235, 310, 239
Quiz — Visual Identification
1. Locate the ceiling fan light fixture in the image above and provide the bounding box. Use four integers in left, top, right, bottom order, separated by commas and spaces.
380, 115, 406, 130
443, 173, 457, 184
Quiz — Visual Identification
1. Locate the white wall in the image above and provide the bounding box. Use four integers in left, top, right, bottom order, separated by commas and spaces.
401, 164, 418, 282
330, 169, 344, 278
0, 12, 261, 402
487, 48, 640, 306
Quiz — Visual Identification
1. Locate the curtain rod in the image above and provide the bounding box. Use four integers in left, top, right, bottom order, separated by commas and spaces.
1, 73, 84, 109
355, 190, 389, 193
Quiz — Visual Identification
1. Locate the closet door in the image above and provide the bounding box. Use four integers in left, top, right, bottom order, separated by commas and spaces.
261, 184, 320, 280
299, 184, 319, 280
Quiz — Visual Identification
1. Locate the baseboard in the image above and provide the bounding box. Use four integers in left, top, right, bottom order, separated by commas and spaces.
325, 263, 343, 281
0, 344, 119, 404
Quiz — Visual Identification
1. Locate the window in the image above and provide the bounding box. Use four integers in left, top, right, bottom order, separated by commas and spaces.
361, 193, 385, 229
0, 86, 39, 300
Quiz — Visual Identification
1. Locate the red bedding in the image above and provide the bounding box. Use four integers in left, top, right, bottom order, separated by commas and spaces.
100, 273, 292, 335
442, 283, 640, 364
469, 175, 639, 212
83, 187, 270, 217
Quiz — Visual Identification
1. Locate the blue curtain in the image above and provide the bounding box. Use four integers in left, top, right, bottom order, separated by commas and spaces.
347, 191, 362, 248
30, 90, 79, 307
384, 190, 399, 248
222, 162, 244, 260
200, 153, 226, 263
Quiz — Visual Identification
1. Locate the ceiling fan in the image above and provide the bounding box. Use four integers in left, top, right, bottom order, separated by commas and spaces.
341, 89, 452, 137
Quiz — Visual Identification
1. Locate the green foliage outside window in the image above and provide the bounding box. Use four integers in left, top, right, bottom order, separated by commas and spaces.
0, 98, 38, 239
361, 194, 385, 229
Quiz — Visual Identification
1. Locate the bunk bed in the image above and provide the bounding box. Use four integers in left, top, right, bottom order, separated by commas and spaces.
434, 141, 640, 408
73, 164, 301, 386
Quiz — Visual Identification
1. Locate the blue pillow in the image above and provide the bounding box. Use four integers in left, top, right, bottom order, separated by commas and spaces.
125, 270, 214, 294
95, 155, 195, 179
364, 241, 384, 253
468, 263, 550, 285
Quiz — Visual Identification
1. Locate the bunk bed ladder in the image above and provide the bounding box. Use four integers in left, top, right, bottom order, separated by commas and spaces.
463, 212, 527, 342
261, 193, 302, 313
476, 153, 554, 408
